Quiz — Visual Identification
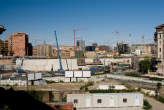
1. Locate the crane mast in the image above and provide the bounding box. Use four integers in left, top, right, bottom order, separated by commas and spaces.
54, 30, 63, 71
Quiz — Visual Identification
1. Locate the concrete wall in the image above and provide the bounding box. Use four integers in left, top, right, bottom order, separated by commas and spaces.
67, 93, 143, 109
16, 58, 131, 71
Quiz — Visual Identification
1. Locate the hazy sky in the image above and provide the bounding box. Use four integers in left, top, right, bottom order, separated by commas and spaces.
0, 0, 164, 46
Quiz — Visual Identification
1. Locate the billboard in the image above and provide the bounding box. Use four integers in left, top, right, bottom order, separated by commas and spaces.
65, 71, 74, 78
83, 71, 91, 77
35, 73, 42, 80
27, 73, 34, 80
74, 71, 83, 77
65, 71, 91, 78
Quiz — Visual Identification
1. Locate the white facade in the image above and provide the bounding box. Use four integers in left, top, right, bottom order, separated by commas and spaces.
16, 58, 131, 71
67, 93, 143, 109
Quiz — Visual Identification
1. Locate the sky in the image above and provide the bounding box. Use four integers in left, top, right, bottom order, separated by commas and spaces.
0, 0, 164, 47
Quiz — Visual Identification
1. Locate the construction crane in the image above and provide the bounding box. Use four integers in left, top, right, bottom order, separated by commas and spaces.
73, 28, 87, 51
54, 30, 64, 75
17, 58, 24, 73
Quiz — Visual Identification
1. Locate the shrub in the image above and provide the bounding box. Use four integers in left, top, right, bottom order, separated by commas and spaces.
125, 73, 140, 77
143, 100, 152, 110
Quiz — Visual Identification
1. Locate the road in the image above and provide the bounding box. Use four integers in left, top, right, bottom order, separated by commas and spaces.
144, 96, 164, 110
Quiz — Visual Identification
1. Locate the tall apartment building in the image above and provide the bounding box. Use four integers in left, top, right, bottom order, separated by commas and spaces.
154, 24, 164, 74
8, 32, 32, 57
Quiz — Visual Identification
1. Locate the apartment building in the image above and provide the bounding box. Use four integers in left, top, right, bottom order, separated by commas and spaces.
154, 24, 164, 74
8, 32, 32, 57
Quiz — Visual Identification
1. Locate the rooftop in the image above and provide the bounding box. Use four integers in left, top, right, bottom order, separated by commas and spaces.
68, 92, 141, 95
155, 24, 164, 29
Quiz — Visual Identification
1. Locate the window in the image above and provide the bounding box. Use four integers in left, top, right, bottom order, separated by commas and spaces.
74, 99, 78, 104
160, 48, 161, 52
123, 98, 127, 103
97, 99, 102, 104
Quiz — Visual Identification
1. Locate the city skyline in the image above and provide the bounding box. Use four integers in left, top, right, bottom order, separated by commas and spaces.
0, 0, 164, 46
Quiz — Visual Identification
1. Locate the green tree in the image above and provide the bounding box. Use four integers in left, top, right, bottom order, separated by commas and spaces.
1, 47, 8, 56
139, 58, 151, 74
156, 82, 162, 98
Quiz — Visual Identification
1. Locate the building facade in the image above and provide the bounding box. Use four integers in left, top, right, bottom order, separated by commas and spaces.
67, 93, 143, 110
98, 45, 110, 52
154, 24, 164, 74
77, 40, 85, 51
34, 44, 53, 57
8, 32, 32, 57
131, 44, 155, 56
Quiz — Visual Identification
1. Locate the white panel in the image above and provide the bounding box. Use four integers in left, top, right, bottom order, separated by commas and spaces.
28, 73, 34, 80
86, 96, 91, 107
135, 96, 140, 106
83, 71, 91, 77
74, 71, 82, 77
109, 96, 114, 106
65, 71, 74, 78
35, 73, 42, 80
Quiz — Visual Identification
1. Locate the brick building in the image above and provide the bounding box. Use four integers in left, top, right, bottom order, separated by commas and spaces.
8, 32, 32, 57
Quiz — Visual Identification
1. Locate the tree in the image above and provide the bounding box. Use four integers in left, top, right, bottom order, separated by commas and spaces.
156, 82, 162, 98
1, 47, 8, 56
157, 82, 162, 91
150, 57, 158, 72
139, 58, 151, 74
